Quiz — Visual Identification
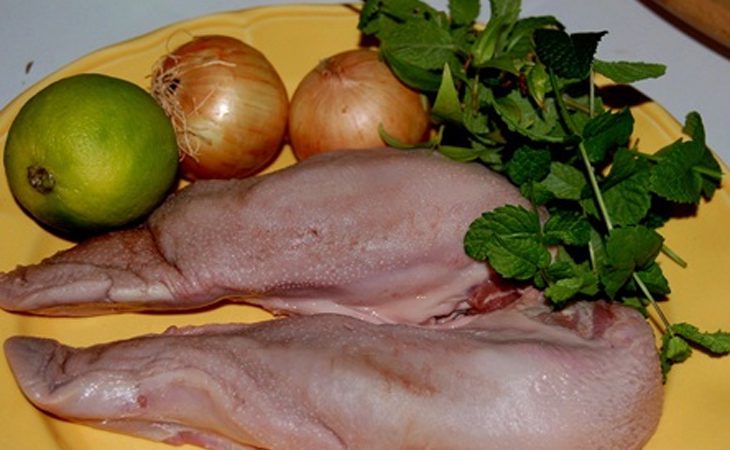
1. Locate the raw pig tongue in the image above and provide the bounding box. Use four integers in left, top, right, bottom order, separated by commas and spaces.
0, 148, 531, 324
4, 297, 662, 450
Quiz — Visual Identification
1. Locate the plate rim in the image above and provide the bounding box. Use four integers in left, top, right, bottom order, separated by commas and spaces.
1, 3, 728, 450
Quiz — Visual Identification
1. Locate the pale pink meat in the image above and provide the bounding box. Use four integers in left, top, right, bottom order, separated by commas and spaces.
4, 297, 663, 450
0, 148, 529, 322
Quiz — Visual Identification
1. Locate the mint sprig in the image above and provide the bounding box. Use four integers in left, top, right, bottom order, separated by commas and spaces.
533, 29, 607, 80
593, 59, 667, 84
359, 0, 728, 377
661, 324, 730, 379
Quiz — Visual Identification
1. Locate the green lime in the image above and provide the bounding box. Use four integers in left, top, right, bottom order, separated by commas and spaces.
4, 73, 178, 236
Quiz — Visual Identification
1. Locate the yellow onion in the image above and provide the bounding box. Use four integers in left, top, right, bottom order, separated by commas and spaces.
151, 35, 288, 179
288, 48, 431, 160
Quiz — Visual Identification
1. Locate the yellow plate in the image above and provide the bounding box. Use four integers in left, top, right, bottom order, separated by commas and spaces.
0, 4, 728, 450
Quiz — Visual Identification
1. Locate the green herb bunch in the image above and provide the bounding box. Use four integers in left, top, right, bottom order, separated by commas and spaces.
359, 0, 730, 376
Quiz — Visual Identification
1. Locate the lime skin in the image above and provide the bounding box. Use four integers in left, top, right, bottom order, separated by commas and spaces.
4, 73, 179, 237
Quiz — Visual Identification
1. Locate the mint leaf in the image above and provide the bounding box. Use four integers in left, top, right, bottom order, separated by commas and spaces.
671, 323, 730, 354
543, 250, 599, 303
650, 112, 722, 203
358, 0, 440, 35
464, 205, 550, 280
660, 334, 692, 377
569, 31, 608, 77
664, 335, 692, 360
601, 225, 664, 297
363, 0, 440, 25
359, 0, 451, 91
683, 111, 706, 143
588, 227, 608, 271
432, 64, 463, 123
593, 59, 666, 83
650, 140, 714, 203
601, 266, 635, 299
534, 29, 607, 79
662, 323, 730, 377
470, 204, 541, 237
384, 54, 444, 91
545, 268, 599, 303
603, 176, 651, 226
438, 144, 500, 164
478, 55, 521, 74
606, 225, 663, 268
526, 63, 549, 108
600, 149, 652, 226
520, 180, 554, 205
471, 0, 521, 64
474, 143, 503, 166
636, 262, 670, 296
543, 210, 591, 246
378, 125, 423, 149
483, 234, 551, 280
604, 147, 650, 182
449, 0, 480, 26
488, 0, 522, 21
545, 276, 581, 303
506, 15, 561, 57
461, 82, 493, 136
505, 146, 551, 185
437, 145, 479, 162
489, 89, 564, 142
582, 108, 634, 164
381, 20, 455, 71
682, 112, 723, 198
358, 0, 386, 34
380, 20, 456, 91
541, 162, 587, 200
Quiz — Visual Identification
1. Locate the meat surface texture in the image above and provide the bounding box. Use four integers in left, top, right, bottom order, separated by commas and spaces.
4, 299, 663, 450
0, 148, 530, 321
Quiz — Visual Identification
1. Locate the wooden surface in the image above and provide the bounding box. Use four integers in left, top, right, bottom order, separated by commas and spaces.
646, 0, 730, 48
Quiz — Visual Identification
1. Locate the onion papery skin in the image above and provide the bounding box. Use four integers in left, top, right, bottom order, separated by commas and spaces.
288, 48, 431, 160
151, 35, 288, 180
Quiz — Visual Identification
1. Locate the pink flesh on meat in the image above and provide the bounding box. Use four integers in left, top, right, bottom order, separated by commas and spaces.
4, 297, 663, 450
0, 148, 530, 322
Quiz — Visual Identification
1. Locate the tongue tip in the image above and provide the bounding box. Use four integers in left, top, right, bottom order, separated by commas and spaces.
4, 336, 61, 400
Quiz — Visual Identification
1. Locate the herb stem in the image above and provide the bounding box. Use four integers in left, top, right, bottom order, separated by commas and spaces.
692, 166, 724, 180
548, 69, 580, 134
633, 272, 674, 335
625, 148, 660, 162
562, 97, 591, 114
471, 73, 480, 111
627, 149, 723, 180
589, 70, 596, 117
588, 239, 597, 270
661, 244, 688, 268
549, 68, 614, 228
579, 141, 614, 231
550, 66, 673, 334
547, 70, 611, 225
